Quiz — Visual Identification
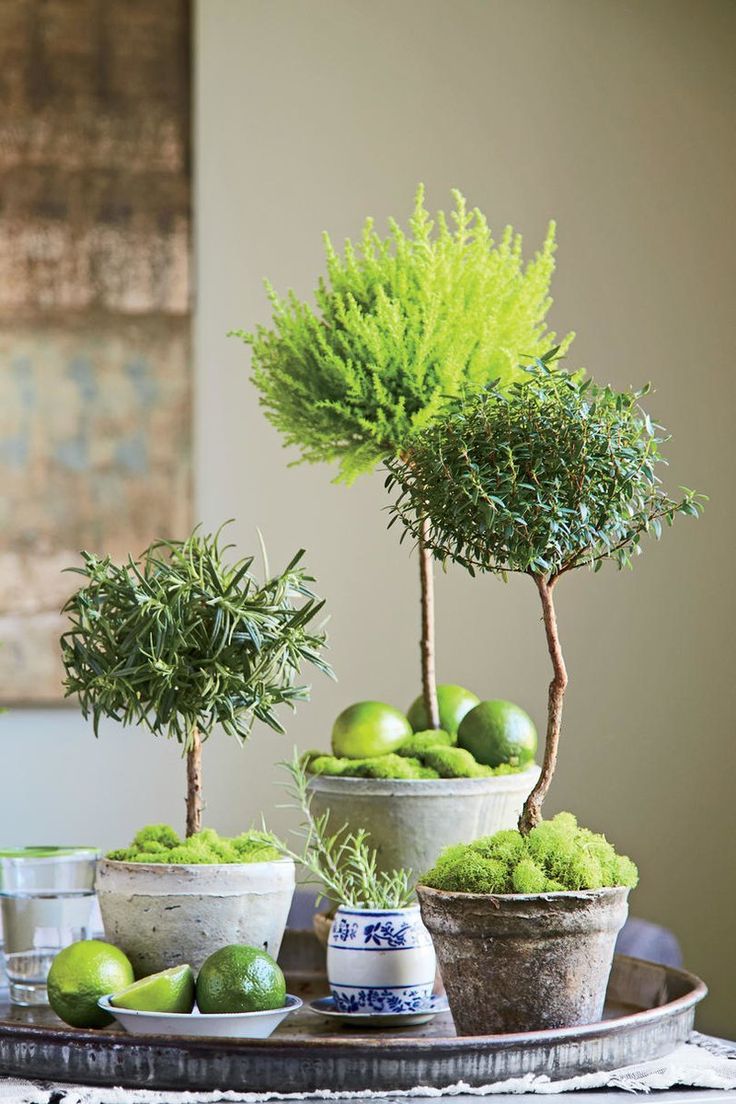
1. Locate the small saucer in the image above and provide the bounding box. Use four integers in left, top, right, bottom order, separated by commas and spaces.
309, 994, 449, 1028
98, 994, 302, 1038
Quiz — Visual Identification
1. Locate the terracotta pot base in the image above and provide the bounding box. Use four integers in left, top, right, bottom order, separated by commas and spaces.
417, 883, 630, 1034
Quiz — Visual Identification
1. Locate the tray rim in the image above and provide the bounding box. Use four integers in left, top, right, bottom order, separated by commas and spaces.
0, 954, 707, 1051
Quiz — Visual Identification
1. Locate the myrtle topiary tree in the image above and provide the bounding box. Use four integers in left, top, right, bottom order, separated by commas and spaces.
232, 186, 571, 728
60, 527, 332, 837
386, 356, 703, 833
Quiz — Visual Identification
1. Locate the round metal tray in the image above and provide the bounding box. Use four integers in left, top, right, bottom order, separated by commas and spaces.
0, 933, 707, 1094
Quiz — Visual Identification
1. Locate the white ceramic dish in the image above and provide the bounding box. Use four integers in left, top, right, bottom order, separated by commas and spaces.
98, 993, 302, 1038
309, 993, 449, 1028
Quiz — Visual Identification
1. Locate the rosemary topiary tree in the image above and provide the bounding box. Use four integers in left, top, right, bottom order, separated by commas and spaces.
60, 527, 332, 837
232, 187, 571, 728
386, 357, 703, 834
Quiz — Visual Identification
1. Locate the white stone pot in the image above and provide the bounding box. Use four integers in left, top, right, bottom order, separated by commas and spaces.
96, 858, 295, 976
326, 904, 435, 1014
308, 766, 541, 880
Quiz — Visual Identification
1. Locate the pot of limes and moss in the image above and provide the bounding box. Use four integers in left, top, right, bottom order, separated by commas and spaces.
305, 690, 540, 880
387, 361, 703, 1032
60, 526, 332, 975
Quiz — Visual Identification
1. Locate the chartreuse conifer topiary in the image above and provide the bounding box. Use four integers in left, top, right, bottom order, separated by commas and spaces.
387, 356, 704, 837
232, 186, 572, 729
60, 525, 332, 838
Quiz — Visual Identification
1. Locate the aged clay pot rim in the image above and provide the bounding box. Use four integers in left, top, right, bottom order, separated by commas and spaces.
306, 766, 540, 793
416, 883, 630, 903
98, 857, 294, 873
3, 955, 706, 1048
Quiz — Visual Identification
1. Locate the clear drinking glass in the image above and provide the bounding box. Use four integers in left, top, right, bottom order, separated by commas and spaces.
0, 847, 100, 1006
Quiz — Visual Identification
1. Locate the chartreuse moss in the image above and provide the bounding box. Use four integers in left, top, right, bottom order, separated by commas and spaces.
303, 729, 524, 781
305, 753, 439, 779
107, 825, 281, 865
421, 813, 638, 894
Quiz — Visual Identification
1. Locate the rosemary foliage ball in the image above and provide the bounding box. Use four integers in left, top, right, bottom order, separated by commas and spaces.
60, 527, 332, 746
234, 186, 572, 483
387, 357, 703, 580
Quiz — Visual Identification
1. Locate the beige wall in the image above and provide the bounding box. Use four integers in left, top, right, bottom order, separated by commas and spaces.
3, 0, 733, 1036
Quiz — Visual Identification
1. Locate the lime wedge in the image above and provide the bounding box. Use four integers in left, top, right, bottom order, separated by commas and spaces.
110, 964, 195, 1013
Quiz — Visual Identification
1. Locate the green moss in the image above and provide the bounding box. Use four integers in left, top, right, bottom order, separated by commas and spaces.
472, 829, 526, 865
398, 730, 453, 757
304, 741, 523, 780
350, 754, 439, 780
424, 847, 509, 894
106, 826, 281, 865
306, 754, 352, 776
512, 858, 548, 894
421, 813, 639, 894
421, 746, 494, 779
306, 751, 439, 779
131, 824, 180, 851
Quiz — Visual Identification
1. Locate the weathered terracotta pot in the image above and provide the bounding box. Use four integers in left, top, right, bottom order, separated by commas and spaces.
96, 858, 295, 975
416, 883, 630, 1034
307, 768, 540, 879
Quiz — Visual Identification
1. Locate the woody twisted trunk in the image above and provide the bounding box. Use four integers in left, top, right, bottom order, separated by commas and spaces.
518, 575, 567, 835
186, 726, 203, 837
419, 517, 440, 730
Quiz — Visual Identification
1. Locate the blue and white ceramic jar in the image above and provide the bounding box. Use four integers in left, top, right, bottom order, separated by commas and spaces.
326, 904, 436, 1014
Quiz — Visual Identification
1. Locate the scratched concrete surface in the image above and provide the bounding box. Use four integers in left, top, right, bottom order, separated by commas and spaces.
0, 0, 192, 703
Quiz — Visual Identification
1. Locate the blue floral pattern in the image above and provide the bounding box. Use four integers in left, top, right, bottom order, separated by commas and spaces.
330, 918, 359, 943
328, 911, 432, 951
363, 920, 411, 948
331, 986, 433, 1014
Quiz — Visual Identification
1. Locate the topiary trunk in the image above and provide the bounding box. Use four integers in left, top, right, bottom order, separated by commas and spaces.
186, 727, 203, 837
518, 575, 567, 835
418, 519, 440, 730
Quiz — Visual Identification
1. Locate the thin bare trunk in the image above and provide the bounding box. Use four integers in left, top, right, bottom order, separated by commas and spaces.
418, 517, 440, 729
186, 727, 203, 837
518, 575, 568, 835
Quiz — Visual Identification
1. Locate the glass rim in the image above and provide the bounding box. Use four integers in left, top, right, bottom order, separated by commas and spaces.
0, 847, 100, 863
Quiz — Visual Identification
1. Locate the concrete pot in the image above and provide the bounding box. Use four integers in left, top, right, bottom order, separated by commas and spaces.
96, 858, 295, 976
326, 904, 436, 1014
416, 883, 630, 1034
307, 767, 540, 879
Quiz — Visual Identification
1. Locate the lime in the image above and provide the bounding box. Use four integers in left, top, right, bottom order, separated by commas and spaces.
110, 964, 195, 1013
331, 701, 411, 759
457, 700, 538, 768
406, 684, 480, 737
196, 944, 286, 1014
47, 939, 134, 1028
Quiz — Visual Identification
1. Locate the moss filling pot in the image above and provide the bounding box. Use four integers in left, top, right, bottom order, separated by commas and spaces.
96, 858, 295, 975
416, 883, 630, 1035
307, 767, 540, 878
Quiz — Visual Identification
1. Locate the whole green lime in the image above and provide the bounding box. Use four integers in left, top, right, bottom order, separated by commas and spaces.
111, 964, 195, 1013
196, 945, 286, 1014
457, 700, 538, 768
331, 701, 411, 759
406, 684, 480, 737
47, 939, 134, 1028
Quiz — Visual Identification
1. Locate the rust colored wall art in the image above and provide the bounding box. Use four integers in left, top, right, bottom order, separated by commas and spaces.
0, 0, 192, 702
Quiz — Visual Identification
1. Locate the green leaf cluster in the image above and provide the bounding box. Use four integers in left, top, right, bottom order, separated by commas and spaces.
387, 356, 704, 579
421, 812, 639, 894
278, 753, 415, 908
60, 526, 332, 746
234, 186, 571, 482
106, 824, 282, 865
